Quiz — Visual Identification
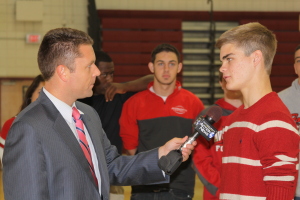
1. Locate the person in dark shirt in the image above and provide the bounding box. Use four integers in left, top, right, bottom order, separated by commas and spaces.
78, 50, 153, 200
79, 50, 153, 154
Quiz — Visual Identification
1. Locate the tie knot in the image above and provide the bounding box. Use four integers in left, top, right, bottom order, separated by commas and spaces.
72, 107, 81, 120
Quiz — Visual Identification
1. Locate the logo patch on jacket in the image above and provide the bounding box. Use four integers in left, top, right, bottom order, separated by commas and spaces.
171, 105, 187, 114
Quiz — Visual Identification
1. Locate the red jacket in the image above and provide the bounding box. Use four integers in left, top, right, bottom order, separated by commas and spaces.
120, 81, 204, 150
119, 81, 204, 196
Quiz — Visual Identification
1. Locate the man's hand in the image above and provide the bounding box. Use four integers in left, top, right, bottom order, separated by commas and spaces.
158, 136, 197, 162
104, 74, 153, 101
104, 82, 126, 102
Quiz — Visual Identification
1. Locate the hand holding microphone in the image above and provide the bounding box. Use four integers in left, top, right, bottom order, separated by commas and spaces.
158, 106, 222, 175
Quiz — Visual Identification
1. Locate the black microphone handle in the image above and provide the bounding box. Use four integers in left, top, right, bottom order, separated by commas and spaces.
157, 149, 182, 175
158, 131, 200, 175
158, 110, 221, 175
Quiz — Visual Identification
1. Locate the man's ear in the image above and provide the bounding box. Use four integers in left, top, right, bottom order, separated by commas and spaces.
148, 62, 154, 73
177, 63, 183, 73
252, 50, 263, 66
56, 65, 69, 82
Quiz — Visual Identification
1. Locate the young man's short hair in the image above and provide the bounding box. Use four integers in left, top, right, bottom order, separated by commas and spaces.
216, 22, 277, 75
151, 43, 181, 63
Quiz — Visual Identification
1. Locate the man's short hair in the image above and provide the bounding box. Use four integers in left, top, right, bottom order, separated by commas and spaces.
216, 22, 277, 75
38, 28, 93, 80
94, 50, 112, 67
151, 43, 181, 63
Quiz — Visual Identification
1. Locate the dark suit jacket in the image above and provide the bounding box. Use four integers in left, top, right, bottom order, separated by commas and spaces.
3, 91, 168, 200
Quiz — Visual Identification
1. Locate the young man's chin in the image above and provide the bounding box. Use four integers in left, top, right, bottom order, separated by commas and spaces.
158, 79, 175, 86
225, 84, 237, 91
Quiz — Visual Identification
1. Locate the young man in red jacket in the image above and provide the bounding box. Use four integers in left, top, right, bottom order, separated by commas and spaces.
120, 43, 204, 199
216, 22, 299, 200
193, 72, 242, 200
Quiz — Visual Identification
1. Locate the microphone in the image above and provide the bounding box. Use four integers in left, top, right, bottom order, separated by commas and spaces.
158, 106, 223, 175
181, 105, 223, 147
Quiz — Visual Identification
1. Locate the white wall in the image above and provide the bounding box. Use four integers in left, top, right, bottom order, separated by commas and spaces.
0, 0, 89, 77
96, 0, 300, 12
0, 0, 299, 77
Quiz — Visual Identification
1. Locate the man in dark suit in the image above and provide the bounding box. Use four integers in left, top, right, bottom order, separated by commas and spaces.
2, 27, 196, 200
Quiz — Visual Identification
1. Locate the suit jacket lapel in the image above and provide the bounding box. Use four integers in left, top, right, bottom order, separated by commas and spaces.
39, 91, 97, 188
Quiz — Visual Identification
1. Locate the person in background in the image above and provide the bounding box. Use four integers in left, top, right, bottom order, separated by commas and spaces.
193, 72, 242, 200
79, 50, 153, 154
120, 43, 205, 200
278, 44, 300, 200
79, 50, 153, 200
216, 22, 299, 199
0, 74, 45, 164
3, 27, 196, 200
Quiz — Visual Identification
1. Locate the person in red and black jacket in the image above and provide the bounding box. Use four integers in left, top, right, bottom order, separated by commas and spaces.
120, 43, 204, 200
193, 72, 242, 200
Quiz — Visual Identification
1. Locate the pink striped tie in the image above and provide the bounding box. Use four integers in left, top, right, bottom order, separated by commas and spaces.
72, 107, 98, 186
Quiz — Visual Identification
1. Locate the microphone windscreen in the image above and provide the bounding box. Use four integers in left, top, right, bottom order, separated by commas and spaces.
206, 106, 223, 122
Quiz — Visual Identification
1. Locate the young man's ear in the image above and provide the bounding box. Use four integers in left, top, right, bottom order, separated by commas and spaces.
177, 63, 183, 73
148, 62, 154, 73
252, 50, 263, 66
